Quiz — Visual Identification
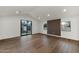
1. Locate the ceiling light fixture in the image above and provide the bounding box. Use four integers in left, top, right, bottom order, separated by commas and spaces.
16, 11, 20, 14
63, 9, 67, 12
38, 17, 40, 19
48, 14, 50, 16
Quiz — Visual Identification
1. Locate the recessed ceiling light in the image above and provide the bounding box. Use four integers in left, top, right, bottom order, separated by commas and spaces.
48, 14, 50, 16
63, 9, 67, 12
38, 17, 40, 19
16, 11, 20, 14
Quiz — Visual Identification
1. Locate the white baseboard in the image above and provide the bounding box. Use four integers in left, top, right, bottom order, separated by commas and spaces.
42, 33, 79, 41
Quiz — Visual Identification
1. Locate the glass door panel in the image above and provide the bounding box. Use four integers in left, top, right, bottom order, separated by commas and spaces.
21, 20, 32, 36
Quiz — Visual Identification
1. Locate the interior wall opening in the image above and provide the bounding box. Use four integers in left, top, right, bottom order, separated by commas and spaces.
20, 20, 32, 36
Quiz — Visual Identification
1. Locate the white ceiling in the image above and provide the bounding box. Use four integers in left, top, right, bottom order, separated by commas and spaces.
0, 6, 79, 21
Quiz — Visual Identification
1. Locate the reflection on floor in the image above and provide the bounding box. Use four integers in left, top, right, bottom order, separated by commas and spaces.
0, 33, 79, 53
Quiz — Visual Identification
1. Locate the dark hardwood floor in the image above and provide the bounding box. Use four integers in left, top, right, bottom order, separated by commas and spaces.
0, 34, 79, 53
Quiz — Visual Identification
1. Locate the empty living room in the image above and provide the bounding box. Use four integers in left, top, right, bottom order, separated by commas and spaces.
0, 6, 79, 53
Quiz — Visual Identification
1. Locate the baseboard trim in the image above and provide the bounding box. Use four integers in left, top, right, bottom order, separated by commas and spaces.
0, 33, 78, 41
42, 33, 79, 41
0, 36, 21, 40
32, 33, 42, 35
0, 33, 41, 40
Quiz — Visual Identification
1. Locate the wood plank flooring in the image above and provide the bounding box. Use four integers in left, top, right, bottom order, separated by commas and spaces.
0, 34, 79, 53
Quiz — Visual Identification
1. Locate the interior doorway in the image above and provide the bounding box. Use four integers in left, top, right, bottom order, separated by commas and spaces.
20, 20, 32, 36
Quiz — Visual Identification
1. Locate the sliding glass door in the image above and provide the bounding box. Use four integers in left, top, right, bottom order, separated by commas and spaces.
21, 20, 32, 36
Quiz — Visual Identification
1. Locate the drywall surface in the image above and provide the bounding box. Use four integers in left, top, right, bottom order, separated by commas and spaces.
41, 17, 79, 40
0, 15, 41, 40
61, 17, 79, 40
40, 21, 47, 34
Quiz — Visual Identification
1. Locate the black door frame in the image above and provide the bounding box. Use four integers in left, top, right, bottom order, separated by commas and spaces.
20, 19, 32, 36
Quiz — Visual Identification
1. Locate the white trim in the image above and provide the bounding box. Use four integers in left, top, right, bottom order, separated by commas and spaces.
43, 33, 79, 41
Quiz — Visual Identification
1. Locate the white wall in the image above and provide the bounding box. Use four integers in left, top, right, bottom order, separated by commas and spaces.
61, 17, 79, 40
40, 21, 47, 34
0, 15, 41, 40
1, 15, 79, 41
41, 17, 79, 40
